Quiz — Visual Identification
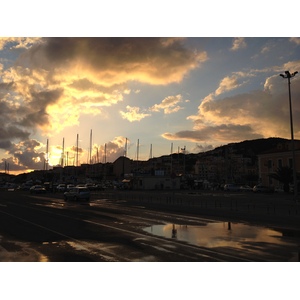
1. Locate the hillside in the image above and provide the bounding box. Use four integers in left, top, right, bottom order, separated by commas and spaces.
202, 137, 296, 157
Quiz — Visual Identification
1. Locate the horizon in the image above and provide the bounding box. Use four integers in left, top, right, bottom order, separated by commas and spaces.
2, 135, 298, 177
1, 37, 300, 175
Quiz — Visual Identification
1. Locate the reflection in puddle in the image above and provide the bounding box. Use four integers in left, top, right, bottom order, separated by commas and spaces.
144, 222, 294, 249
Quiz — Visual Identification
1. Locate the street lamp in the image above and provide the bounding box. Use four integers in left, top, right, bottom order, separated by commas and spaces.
279, 70, 298, 200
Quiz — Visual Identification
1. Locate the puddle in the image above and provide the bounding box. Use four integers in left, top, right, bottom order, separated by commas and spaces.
143, 222, 295, 249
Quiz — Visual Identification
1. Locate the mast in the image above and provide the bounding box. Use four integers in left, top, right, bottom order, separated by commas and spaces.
61, 137, 65, 167
45, 139, 49, 171
170, 142, 173, 174
124, 137, 127, 157
149, 144, 152, 159
76, 134, 79, 167
89, 129, 92, 165
137, 139, 139, 170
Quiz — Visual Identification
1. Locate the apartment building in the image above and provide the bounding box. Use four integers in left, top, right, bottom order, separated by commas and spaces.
257, 142, 300, 188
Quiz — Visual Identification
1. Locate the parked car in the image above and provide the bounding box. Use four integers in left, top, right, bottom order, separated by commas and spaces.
63, 187, 91, 202
253, 185, 274, 193
85, 183, 97, 190
224, 184, 240, 191
56, 184, 66, 192
30, 185, 46, 194
66, 184, 75, 191
239, 185, 253, 192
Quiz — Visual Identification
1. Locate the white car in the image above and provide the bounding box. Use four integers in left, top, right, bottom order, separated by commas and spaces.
63, 187, 91, 202
30, 185, 46, 194
56, 184, 66, 192
66, 184, 75, 191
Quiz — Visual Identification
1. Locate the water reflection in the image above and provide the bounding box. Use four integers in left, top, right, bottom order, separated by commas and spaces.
144, 222, 294, 249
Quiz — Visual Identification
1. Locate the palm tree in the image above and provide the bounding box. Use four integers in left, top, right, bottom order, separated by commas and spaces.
269, 166, 293, 193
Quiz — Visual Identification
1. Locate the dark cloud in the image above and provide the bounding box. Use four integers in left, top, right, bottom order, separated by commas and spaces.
23, 37, 206, 85
194, 144, 214, 152
0, 140, 12, 149
43, 37, 197, 67
0, 125, 29, 140
18, 88, 63, 128
0, 139, 45, 171
163, 124, 263, 143
70, 145, 83, 154
0, 37, 206, 172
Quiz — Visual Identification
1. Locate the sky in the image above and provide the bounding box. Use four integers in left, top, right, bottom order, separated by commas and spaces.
1, 1, 299, 296
1, 2, 300, 175
1, 36, 299, 174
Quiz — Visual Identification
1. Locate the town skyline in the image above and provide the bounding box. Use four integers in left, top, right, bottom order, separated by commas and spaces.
1, 37, 299, 175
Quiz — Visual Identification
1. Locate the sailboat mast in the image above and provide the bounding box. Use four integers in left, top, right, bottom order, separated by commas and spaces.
61, 137, 65, 167
76, 134, 79, 167
45, 138, 49, 171
149, 143, 152, 159
170, 142, 173, 174
137, 139, 139, 169
89, 129, 92, 164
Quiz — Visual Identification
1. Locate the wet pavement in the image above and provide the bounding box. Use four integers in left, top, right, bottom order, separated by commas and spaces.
144, 222, 300, 261
1, 190, 300, 261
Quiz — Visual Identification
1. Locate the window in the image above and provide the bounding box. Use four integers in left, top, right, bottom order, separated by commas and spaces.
278, 159, 282, 168
268, 160, 273, 169
289, 158, 293, 169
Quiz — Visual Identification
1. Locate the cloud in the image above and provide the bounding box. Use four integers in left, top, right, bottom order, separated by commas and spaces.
0, 37, 205, 138
0, 37, 206, 171
98, 136, 127, 163
150, 94, 186, 114
215, 75, 246, 96
163, 60, 300, 146
0, 37, 40, 50
0, 139, 45, 172
290, 37, 300, 45
162, 124, 263, 143
120, 105, 151, 122
230, 38, 247, 51
193, 144, 214, 153
20, 37, 207, 86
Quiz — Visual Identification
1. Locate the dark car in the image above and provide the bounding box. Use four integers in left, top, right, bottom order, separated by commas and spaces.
63, 187, 91, 202
253, 185, 274, 193
224, 183, 240, 191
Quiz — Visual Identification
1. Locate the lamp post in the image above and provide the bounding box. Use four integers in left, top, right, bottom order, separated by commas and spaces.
280, 70, 298, 200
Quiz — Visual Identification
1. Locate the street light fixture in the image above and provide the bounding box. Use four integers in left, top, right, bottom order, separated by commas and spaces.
279, 70, 298, 200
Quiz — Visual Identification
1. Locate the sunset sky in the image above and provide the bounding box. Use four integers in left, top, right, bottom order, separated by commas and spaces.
1, 36, 299, 174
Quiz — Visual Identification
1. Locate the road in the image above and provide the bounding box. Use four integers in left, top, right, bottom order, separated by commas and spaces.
1, 190, 300, 262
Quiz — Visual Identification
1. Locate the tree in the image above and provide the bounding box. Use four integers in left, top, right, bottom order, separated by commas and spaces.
269, 166, 293, 193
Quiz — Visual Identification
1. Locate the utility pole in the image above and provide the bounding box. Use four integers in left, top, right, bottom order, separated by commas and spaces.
280, 70, 298, 200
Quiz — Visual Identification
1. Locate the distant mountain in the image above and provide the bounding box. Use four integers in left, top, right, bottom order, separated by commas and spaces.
195, 137, 298, 159
217, 137, 293, 154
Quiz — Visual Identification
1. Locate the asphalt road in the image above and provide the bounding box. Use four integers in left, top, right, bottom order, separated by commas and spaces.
1, 190, 300, 262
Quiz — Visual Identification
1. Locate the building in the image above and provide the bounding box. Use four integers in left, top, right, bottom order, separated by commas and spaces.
257, 141, 300, 188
